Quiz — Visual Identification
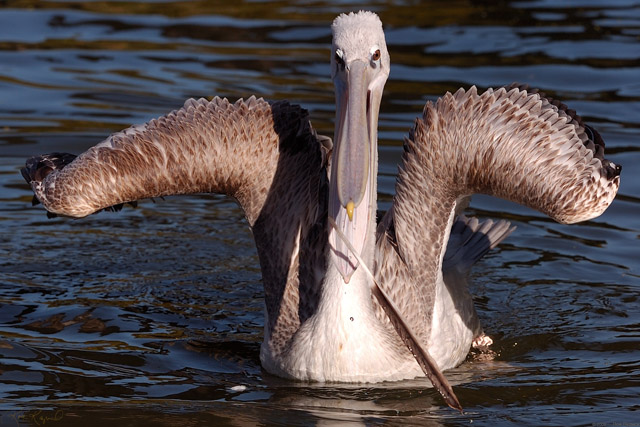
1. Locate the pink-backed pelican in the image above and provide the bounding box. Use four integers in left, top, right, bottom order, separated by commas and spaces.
21, 11, 621, 411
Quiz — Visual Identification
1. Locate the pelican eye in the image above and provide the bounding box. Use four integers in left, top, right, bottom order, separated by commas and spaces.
370, 48, 381, 68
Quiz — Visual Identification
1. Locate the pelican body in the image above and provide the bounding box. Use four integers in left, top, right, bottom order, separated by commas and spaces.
22, 11, 621, 410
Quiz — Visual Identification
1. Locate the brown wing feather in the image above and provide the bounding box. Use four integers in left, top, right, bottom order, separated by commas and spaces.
22, 96, 332, 357
375, 85, 621, 359
22, 97, 322, 224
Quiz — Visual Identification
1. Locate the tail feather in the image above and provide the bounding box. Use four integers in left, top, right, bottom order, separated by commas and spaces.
443, 215, 515, 274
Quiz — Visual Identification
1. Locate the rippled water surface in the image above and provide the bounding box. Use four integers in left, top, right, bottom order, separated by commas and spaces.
1, 0, 639, 425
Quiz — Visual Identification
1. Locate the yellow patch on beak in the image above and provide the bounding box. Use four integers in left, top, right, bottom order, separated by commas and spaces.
346, 200, 355, 221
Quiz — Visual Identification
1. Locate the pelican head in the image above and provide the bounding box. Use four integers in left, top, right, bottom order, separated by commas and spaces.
329, 11, 390, 283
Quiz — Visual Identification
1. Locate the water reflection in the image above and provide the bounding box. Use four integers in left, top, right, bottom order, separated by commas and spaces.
1, 0, 639, 425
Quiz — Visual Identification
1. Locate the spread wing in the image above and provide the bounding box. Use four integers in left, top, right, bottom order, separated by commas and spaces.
22, 96, 333, 348
374, 84, 620, 374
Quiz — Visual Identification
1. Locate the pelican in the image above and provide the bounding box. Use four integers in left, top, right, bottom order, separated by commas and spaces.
21, 11, 621, 411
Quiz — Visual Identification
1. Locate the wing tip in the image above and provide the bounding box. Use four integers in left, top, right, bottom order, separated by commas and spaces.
22, 152, 77, 186
22, 152, 77, 217
21, 151, 143, 218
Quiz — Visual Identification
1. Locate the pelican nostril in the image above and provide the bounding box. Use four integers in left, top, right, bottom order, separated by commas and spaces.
366, 90, 371, 113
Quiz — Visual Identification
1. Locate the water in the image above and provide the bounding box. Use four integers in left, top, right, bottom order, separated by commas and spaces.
1, 1, 639, 425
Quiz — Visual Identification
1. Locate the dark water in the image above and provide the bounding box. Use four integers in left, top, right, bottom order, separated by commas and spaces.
1, 0, 639, 425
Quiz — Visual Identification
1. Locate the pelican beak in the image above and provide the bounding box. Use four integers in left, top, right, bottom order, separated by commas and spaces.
335, 60, 371, 215
330, 59, 382, 283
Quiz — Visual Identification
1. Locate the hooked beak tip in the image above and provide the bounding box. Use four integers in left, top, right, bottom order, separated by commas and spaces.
346, 200, 355, 221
